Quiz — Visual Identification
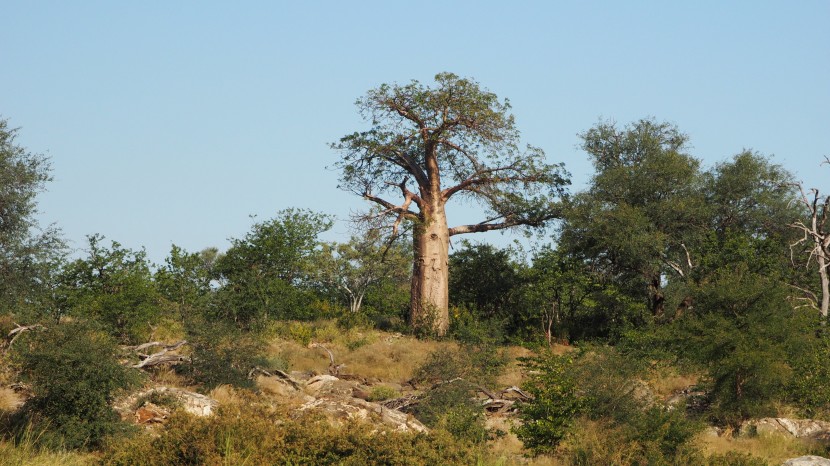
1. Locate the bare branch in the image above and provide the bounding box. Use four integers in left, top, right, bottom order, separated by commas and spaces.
663, 259, 686, 277
248, 366, 303, 391
449, 219, 522, 236
362, 192, 418, 220
132, 340, 188, 369
4, 324, 44, 350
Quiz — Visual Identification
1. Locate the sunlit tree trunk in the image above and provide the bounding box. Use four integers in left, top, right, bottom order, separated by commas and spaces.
410, 206, 450, 335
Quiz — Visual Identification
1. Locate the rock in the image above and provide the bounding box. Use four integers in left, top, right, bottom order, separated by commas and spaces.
135, 402, 169, 424
304, 374, 354, 398
160, 387, 218, 417
298, 397, 427, 433
782, 456, 830, 466
116, 386, 219, 419
741, 418, 830, 440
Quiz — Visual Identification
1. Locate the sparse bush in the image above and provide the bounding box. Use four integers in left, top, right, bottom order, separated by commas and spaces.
285, 321, 314, 346
563, 419, 708, 466
412, 343, 507, 389
417, 383, 489, 444
516, 347, 701, 457
177, 321, 266, 390
367, 385, 398, 402
410, 344, 505, 444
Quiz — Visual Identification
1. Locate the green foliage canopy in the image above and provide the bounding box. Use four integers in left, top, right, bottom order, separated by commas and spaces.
0, 118, 65, 319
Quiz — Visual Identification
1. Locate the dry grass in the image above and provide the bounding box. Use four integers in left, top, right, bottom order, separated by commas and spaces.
695, 430, 824, 464
0, 423, 96, 466
340, 337, 447, 382
267, 331, 450, 383
268, 339, 331, 374
0, 441, 94, 466
483, 416, 561, 466
207, 384, 245, 406
147, 366, 189, 388
147, 316, 187, 343
645, 364, 700, 400
496, 346, 535, 388
0, 387, 23, 412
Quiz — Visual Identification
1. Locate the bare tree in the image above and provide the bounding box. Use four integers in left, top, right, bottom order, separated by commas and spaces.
790, 158, 830, 319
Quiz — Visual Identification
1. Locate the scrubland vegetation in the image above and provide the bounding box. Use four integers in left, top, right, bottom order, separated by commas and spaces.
2, 74, 830, 464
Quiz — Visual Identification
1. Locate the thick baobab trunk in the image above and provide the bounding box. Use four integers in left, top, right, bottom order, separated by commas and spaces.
410, 208, 450, 335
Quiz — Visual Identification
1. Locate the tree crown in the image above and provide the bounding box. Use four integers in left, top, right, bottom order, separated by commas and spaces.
333, 73, 570, 235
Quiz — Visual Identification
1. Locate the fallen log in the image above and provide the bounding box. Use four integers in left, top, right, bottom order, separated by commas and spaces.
125, 340, 189, 369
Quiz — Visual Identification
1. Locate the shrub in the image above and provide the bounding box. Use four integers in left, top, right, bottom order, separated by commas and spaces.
410, 344, 505, 444
10, 321, 140, 449
515, 347, 702, 457
367, 386, 399, 402
177, 321, 267, 390
513, 353, 582, 455
412, 343, 507, 389
411, 382, 489, 444
57, 235, 161, 344
102, 402, 480, 465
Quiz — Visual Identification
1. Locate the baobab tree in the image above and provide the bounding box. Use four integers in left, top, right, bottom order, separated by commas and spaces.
332, 73, 569, 335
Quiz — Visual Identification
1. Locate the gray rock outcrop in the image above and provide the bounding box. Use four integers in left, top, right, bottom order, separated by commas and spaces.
782, 456, 830, 466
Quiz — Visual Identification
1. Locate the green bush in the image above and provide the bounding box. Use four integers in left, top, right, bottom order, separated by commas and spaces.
10, 321, 140, 450
515, 347, 702, 457
786, 321, 830, 418
513, 353, 582, 455
448, 305, 506, 345
57, 235, 161, 344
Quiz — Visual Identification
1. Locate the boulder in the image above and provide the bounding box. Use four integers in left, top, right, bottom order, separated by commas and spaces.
782, 456, 830, 466
115, 386, 219, 420
304, 374, 355, 398
298, 397, 427, 433
742, 418, 830, 440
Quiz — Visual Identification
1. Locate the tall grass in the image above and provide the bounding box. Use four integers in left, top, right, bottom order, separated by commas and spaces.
0, 422, 93, 466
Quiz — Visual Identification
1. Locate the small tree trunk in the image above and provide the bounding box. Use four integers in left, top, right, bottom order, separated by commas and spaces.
410, 207, 450, 336
648, 275, 665, 318
819, 253, 829, 319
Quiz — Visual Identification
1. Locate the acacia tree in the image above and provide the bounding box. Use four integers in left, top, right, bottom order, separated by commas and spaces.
316, 231, 410, 314
333, 73, 569, 335
560, 119, 707, 318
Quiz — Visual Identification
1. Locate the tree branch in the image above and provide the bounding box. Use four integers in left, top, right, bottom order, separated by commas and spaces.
441, 163, 525, 201
448, 218, 523, 236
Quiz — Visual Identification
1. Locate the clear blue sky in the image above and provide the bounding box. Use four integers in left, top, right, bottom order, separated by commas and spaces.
2, 1, 828, 264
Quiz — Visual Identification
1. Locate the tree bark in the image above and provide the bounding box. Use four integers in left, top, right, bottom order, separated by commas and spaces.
648, 275, 665, 318
819, 252, 829, 319
410, 206, 450, 335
